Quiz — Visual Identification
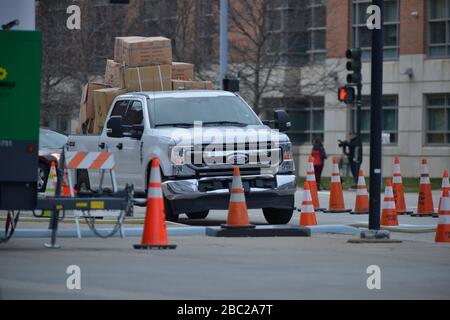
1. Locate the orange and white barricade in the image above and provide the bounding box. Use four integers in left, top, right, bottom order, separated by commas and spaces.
64, 151, 123, 238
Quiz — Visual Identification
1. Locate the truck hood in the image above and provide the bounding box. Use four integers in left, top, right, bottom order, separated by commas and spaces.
154, 125, 290, 146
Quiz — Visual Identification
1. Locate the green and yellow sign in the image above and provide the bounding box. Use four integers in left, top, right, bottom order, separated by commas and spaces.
0, 30, 41, 141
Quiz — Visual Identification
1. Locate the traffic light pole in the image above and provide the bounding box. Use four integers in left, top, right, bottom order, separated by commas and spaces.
369, 0, 384, 232
356, 83, 362, 135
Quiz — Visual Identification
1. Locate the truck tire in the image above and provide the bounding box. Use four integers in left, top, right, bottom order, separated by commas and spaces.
164, 197, 179, 223
38, 162, 49, 193
186, 210, 209, 220
263, 208, 294, 225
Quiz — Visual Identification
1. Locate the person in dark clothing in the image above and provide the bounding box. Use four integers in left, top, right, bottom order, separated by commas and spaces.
341, 132, 363, 188
311, 137, 327, 190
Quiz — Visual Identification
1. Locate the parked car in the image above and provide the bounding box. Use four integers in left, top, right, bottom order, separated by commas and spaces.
38, 128, 68, 192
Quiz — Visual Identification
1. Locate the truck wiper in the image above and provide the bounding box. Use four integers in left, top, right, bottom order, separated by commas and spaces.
155, 123, 194, 128
203, 121, 249, 127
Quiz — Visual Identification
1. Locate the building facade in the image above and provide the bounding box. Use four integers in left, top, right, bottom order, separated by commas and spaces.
37, 0, 450, 177
260, 0, 450, 178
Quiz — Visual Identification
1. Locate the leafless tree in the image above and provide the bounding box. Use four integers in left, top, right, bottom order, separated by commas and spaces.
227, 0, 278, 113
228, 0, 343, 114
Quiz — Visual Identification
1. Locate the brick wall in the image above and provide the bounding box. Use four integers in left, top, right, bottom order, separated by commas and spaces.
399, 0, 426, 55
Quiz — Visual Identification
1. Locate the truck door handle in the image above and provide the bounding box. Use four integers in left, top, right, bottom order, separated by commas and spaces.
99, 142, 106, 149
116, 143, 123, 150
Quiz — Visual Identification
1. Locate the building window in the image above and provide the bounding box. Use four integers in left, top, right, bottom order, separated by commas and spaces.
262, 97, 325, 145
351, 96, 398, 144
352, 0, 399, 60
426, 94, 450, 144
428, 0, 450, 57
267, 0, 326, 65
307, 0, 327, 63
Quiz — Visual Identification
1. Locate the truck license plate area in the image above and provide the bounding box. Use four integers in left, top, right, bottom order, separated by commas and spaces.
198, 178, 276, 193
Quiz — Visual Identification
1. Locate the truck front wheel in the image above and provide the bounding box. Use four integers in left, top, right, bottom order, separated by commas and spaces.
186, 211, 209, 220
263, 208, 294, 225
164, 198, 179, 223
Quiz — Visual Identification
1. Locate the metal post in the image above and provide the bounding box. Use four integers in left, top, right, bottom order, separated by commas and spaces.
369, 0, 384, 232
44, 207, 61, 249
356, 83, 362, 135
220, 0, 228, 88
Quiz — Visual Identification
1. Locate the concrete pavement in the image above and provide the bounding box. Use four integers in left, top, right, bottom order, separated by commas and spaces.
1, 235, 449, 300
0, 190, 449, 300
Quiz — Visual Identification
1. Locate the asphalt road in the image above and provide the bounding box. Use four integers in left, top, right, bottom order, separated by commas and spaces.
0, 190, 449, 300
1, 235, 449, 300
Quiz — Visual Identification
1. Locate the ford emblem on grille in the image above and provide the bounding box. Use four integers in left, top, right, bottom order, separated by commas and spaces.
227, 153, 249, 165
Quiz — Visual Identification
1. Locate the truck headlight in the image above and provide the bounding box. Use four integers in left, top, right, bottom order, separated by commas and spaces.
169, 146, 186, 166
279, 142, 295, 173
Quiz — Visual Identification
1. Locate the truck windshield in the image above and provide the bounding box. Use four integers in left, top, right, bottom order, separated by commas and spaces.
151, 96, 261, 128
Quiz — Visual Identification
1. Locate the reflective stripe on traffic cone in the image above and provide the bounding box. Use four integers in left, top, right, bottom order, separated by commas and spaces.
299, 182, 318, 226
325, 157, 351, 213
392, 157, 412, 215
351, 170, 369, 215
222, 167, 255, 229
437, 170, 449, 217
45, 162, 57, 198
435, 189, 450, 243
412, 159, 435, 217
134, 157, 176, 250
381, 179, 399, 227
306, 156, 324, 211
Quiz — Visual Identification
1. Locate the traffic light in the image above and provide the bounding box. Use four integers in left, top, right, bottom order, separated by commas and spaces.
338, 86, 355, 104
346, 48, 362, 85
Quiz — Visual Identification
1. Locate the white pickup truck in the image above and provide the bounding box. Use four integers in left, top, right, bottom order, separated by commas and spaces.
67, 90, 297, 223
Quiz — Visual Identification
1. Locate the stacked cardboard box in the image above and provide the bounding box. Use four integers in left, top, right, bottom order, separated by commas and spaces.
93, 88, 128, 134
114, 36, 145, 64
172, 80, 214, 90
172, 62, 194, 80
78, 82, 111, 134
122, 36, 172, 67
124, 65, 172, 92
104, 59, 124, 88
78, 35, 216, 133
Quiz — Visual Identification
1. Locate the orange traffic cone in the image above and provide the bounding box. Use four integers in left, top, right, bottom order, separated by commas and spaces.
392, 157, 412, 215
222, 167, 255, 229
435, 189, 450, 243
436, 170, 449, 218
62, 170, 73, 197
44, 161, 57, 198
306, 156, 324, 211
325, 157, 351, 213
381, 179, 399, 227
134, 158, 176, 250
351, 170, 369, 215
299, 182, 318, 226
412, 159, 435, 217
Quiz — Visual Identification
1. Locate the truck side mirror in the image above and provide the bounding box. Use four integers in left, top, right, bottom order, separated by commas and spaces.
274, 110, 291, 133
107, 116, 124, 138
130, 124, 145, 140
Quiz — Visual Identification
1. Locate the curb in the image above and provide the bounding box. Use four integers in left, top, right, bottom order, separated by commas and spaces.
0, 226, 206, 239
